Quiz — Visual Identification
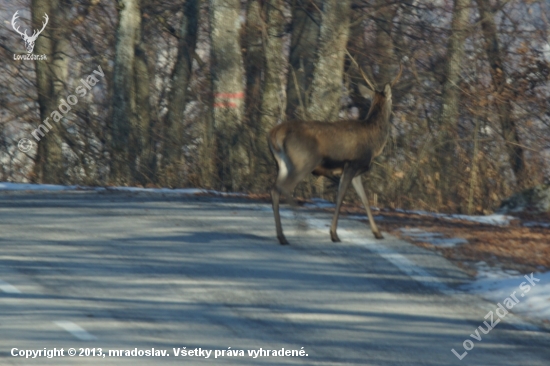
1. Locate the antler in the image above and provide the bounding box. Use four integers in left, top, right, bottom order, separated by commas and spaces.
390, 63, 404, 87
29, 13, 49, 41
11, 11, 28, 38
345, 49, 377, 91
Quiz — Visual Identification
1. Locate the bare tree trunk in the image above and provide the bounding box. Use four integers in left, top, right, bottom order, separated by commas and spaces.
436, 0, 470, 202
346, 2, 399, 120
286, 0, 321, 120
439, 0, 470, 128
134, 36, 155, 185
244, 0, 264, 124
372, 0, 397, 85
260, 0, 286, 128
209, 0, 248, 191
32, 0, 68, 184
258, 0, 286, 164
475, 0, 527, 188
163, 0, 200, 181
346, 16, 371, 120
307, 0, 351, 121
110, 0, 141, 185
200, 109, 216, 189
243, 0, 287, 190
243, 0, 264, 186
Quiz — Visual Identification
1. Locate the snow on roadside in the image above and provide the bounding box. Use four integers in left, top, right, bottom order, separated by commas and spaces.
395, 208, 516, 226
462, 262, 550, 324
0, 182, 245, 197
0, 182, 79, 191
399, 228, 467, 248
304, 198, 336, 209
303, 196, 550, 326
303, 197, 517, 227
523, 221, 550, 229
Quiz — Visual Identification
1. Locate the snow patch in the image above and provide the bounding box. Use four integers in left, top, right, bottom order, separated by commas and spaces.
523, 221, 550, 229
0, 182, 78, 191
395, 208, 516, 226
305, 198, 383, 212
0, 182, 246, 197
399, 228, 467, 247
305, 198, 519, 227
304, 198, 336, 209
462, 263, 550, 324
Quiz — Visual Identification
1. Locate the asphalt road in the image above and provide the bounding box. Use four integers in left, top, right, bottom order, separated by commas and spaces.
0, 191, 549, 365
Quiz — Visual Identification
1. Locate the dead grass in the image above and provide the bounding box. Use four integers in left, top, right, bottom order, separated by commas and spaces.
347, 208, 550, 276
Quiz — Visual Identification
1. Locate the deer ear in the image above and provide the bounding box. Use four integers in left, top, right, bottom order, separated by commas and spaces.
358, 84, 374, 99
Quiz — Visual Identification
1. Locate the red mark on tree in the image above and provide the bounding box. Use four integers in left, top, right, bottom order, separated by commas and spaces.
213, 92, 243, 108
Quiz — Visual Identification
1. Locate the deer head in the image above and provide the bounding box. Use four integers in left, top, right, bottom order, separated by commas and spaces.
357, 63, 403, 123
357, 64, 403, 102
12, 11, 49, 53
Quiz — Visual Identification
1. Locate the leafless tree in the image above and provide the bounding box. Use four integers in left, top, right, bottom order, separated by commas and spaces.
209, 0, 248, 190
32, 0, 70, 183
110, 0, 142, 184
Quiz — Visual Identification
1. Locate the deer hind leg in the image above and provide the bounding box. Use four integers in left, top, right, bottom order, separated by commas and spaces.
270, 150, 292, 245
270, 187, 288, 245
351, 176, 383, 239
330, 166, 356, 243
271, 150, 318, 245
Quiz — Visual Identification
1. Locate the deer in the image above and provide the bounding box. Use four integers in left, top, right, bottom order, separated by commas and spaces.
11, 11, 49, 54
267, 64, 403, 245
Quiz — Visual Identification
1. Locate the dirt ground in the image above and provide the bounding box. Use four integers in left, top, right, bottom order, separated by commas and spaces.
342, 206, 550, 277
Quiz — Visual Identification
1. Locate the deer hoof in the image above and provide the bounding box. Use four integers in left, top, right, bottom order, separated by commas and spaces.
278, 236, 289, 245
330, 232, 341, 243
374, 232, 384, 240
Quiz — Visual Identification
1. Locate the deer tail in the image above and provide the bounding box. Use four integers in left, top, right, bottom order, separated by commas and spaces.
268, 125, 294, 182
268, 125, 286, 155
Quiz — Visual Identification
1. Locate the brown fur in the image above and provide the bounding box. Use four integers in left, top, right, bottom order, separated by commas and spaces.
268, 84, 392, 179
268, 82, 395, 245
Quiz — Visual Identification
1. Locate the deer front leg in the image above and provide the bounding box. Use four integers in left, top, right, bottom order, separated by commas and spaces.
271, 188, 289, 245
330, 167, 355, 242
351, 176, 383, 239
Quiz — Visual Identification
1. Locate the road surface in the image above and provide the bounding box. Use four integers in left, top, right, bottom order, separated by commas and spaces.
0, 191, 548, 365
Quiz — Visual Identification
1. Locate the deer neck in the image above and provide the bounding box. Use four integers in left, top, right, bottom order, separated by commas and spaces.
365, 98, 391, 127
363, 99, 392, 155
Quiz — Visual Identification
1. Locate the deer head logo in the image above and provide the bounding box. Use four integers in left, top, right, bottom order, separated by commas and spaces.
11, 11, 49, 53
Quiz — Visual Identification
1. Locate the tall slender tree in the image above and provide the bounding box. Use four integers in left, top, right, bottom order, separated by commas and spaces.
436, 0, 471, 198
372, 0, 398, 85
209, 0, 248, 190
242, 0, 287, 189
32, 0, 69, 183
259, 0, 287, 128
475, 0, 527, 187
346, 12, 371, 120
133, 20, 155, 185
286, 0, 321, 119
307, 0, 352, 121
163, 0, 200, 183
110, 0, 141, 184
244, 0, 264, 125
